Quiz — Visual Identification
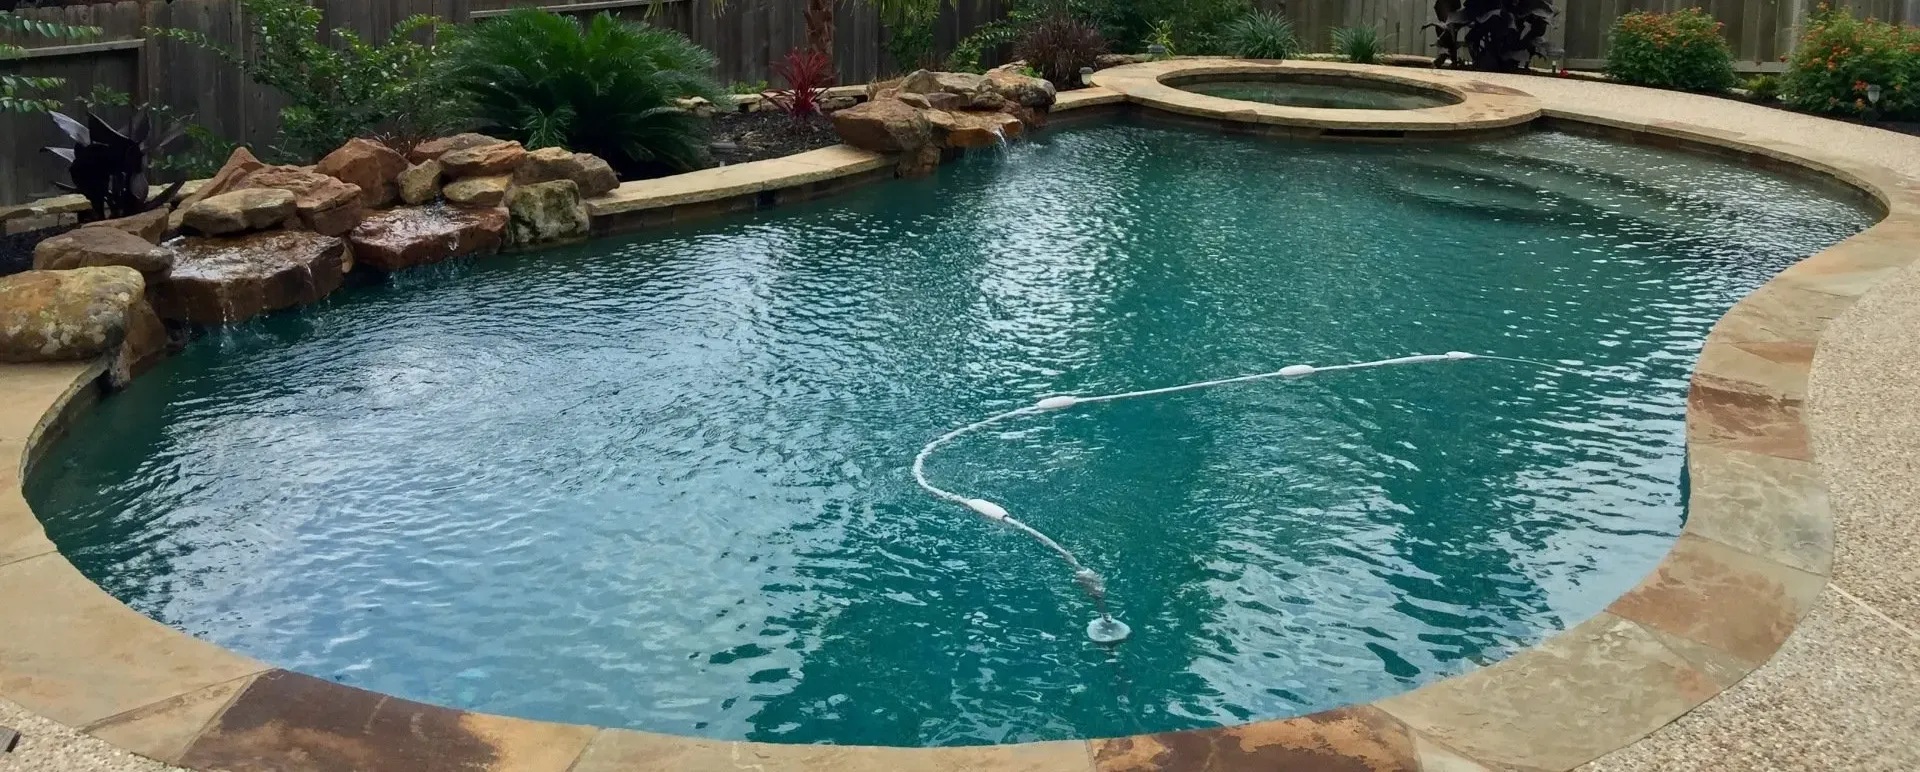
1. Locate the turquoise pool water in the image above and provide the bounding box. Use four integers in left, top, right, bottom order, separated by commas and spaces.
28, 121, 1871, 746
1183, 77, 1455, 109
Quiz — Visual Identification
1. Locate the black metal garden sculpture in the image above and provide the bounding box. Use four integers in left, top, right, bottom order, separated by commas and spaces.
1427, 0, 1557, 72
42, 109, 187, 221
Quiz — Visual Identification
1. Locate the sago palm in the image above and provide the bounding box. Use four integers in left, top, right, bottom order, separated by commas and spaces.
439, 9, 726, 177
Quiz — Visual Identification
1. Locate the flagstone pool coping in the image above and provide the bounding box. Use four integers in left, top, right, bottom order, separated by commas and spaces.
3, 63, 1915, 771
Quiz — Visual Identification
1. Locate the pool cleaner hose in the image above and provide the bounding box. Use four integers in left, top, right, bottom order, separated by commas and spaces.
912, 351, 1566, 644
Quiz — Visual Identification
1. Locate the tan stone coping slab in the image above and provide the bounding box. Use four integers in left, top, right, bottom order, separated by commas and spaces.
582, 144, 894, 236
1088, 59, 1541, 137
3, 67, 1916, 771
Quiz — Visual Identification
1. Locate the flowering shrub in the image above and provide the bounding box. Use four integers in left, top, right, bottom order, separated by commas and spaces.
1782, 5, 1920, 119
1604, 9, 1737, 92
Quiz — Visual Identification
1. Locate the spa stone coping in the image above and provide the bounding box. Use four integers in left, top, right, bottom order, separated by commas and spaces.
1088, 60, 1542, 138
3, 64, 1915, 770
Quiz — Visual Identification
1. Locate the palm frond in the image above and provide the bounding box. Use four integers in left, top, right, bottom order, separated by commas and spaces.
440, 9, 725, 176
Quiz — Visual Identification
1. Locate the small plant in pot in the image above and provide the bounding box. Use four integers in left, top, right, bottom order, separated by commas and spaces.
43, 109, 187, 221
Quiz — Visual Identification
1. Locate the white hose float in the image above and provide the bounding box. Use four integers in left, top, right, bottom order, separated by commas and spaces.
912, 350, 1571, 644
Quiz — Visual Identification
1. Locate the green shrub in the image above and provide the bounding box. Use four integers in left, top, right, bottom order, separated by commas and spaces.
1782, 5, 1920, 119
440, 9, 725, 177
1109, 0, 1251, 54
1015, 14, 1108, 86
154, 0, 456, 161
1742, 73, 1781, 102
951, 0, 1250, 72
1223, 10, 1298, 60
884, 18, 937, 72
1603, 9, 1737, 92
1331, 25, 1381, 64
2, 12, 99, 113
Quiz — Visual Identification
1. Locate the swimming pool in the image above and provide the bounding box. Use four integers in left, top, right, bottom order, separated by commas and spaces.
26, 121, 1872, 747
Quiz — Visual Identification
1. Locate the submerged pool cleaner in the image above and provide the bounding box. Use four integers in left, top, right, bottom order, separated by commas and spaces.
913, 351, 1568, 644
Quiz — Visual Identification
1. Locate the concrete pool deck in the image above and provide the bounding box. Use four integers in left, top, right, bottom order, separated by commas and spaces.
1475, 72, 1920, 772
2, 67, 1917, 771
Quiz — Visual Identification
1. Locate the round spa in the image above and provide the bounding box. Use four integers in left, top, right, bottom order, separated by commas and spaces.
1170, 71, 1463, 110
27, 121, 1872, 749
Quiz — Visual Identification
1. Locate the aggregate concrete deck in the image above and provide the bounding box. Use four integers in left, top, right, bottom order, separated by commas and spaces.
1465, 72, 1920, 772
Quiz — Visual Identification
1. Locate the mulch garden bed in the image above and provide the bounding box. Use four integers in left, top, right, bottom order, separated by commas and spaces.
706, 110, 841, 166
1747, 103, 1920, 137
0, 223, 75, 278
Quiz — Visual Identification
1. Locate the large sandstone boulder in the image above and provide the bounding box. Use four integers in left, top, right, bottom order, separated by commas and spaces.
985, 68, 1057, 108
397, 160, 443, 205
897, 91, 963, 111
409, 133, 506, 165
182, 189, 296, 236
32, 227, 176, 277
82, 208, 172, 243
0, 266, 165, 383
441, 141, 527, 178
114, 289, 168, 384
896, 70, 1005, 110
832, 98, 933, 154
316, 138, 407, 208
506, 180, 588, 246
928, 109, 1025, 149
150, 231, 349, 324
513, 148, 619, 197
899, 70, 985, 96
238, 165, 365, 236
347, 206, 508, 272
175, 147, 264, 213
443, 175, 512, 207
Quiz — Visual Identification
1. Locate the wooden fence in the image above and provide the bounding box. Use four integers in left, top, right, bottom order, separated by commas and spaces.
0, 0, 1006, 204
1286, 0, 1919, 65
5, 0, 1920, 204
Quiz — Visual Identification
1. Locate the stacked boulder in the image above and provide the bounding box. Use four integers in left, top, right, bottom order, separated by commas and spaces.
396, 134, 617, 249
833, 67, 1056, 176
8, 134, 624, 382
49, 137, 620, 324
149, 148, 357, 326
0, 265, 165, 387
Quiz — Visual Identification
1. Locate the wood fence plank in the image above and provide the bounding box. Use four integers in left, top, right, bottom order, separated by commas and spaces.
0, 0, 1889, 204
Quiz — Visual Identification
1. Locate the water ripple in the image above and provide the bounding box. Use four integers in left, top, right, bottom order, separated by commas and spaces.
27, 122, 1871, 747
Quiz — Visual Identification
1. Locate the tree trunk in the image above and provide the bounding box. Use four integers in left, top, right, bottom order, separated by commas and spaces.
805, 0, 836, 62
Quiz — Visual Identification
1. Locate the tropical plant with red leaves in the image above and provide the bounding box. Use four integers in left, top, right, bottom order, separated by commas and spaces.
773, 47, 835, 121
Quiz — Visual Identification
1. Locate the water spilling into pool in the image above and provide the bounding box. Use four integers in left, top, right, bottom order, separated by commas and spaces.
28, 121, 1871, 746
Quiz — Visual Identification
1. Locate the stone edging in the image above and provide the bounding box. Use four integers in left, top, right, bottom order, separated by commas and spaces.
3, 65, 1915, 771
1089, 60, 1542, 138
